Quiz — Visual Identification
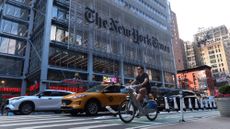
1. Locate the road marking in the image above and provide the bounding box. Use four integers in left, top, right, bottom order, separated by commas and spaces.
0, 117, 71, 124
69, 123, 121, 129
125, 122, 163, 129
0, 114, 64, 120
16, 121, 101, 129
0, 118, 85, 127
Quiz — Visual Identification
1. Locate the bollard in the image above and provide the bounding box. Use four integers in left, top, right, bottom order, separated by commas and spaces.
164, 97, 170, 112
195, 98, 199, 110
200, 98, 204, 110
183, 98, 186, 111
213, 100, 217, 109
179, 90, 185, 122
209, 99, 213, 109
188, 98, 193, 111
205, 99, 209, 109
173, 97, 179, 111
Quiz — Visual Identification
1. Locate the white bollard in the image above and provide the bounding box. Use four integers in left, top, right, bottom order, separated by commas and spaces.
209, 100, 213, 109
164, 97, 170, 111
200, 98, 204, 109
195, 98, 199, 110
213, 100, 217, 109
173, 97, 178, 110
188, 98, 193, 110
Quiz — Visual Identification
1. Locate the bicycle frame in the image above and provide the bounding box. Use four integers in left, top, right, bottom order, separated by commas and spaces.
125, 85, 156, 116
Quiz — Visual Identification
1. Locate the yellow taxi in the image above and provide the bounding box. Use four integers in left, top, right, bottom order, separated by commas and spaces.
61, 84, 127, 116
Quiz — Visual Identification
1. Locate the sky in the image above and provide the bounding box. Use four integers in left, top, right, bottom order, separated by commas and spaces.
169, 0, 230, 41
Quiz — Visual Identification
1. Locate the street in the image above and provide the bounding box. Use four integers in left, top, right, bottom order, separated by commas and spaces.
0, 110, 219, 129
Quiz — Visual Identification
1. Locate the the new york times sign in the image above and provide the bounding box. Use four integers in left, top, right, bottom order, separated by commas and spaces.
84, 7, 170, 53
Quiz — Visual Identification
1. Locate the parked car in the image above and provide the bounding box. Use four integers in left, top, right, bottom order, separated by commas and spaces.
61, 84, 127, 116
153, 87, 200, 111
5, 90, 74, 115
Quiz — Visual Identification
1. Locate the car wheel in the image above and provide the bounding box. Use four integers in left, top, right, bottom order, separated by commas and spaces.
85, 100, 99, 116
19, 102, 34, 115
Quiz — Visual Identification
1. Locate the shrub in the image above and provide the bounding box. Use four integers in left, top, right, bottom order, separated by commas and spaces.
219, 85, 230, 95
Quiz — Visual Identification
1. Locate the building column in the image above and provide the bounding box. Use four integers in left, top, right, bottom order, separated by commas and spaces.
119, 36, 124, 84
119, 60, 124, 84
40, 0, 53, 92
87, 27, 94, 81
21, 0, 35, 95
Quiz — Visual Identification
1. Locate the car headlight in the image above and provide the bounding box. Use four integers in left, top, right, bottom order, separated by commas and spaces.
73, 94, 87, 99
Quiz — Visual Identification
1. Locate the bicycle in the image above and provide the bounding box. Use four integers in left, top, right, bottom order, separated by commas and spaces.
118, 85, 158, 123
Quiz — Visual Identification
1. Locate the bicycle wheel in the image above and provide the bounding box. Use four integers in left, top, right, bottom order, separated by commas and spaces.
146, 108, 158, 121
118, 100, 136, 123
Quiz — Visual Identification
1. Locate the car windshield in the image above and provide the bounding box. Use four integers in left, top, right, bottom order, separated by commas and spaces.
86, 85, 105, 92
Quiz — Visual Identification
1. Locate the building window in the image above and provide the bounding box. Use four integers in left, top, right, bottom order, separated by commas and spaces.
52, 6, 68, 21
93, 56, 119, 75
50, 25, 68, 42
4, 4, 29, 20
0, 36, 26, 56
48, 70, 87, 81
164, 72, 175, 84
0, 19, 28, 37
0, 57, 23, 76
124, 63, 137, 78
49, 47, 88, 70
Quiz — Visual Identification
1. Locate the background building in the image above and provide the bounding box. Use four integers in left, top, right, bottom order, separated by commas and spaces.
0, 0, 31, 98
177, 65, 215, 96
184, 41, 197, 68
193, 25, 230, 85
170, 10, 185, 70
0, 0, 176, 96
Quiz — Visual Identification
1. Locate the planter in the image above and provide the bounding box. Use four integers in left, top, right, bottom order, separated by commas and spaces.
215, 97, 230, 117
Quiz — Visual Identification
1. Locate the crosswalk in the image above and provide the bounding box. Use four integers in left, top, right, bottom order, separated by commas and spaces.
0, 114, 158, 129
0, 110, 219, 129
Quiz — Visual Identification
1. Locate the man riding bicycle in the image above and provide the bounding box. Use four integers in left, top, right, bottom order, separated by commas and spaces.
131, 66, 151, 104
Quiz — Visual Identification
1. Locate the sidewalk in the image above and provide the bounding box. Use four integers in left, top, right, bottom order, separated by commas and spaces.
152, 116, 230, 129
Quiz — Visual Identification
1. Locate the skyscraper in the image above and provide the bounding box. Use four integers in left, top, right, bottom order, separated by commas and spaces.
170, 10, 185, 70
0, 0, 176, 96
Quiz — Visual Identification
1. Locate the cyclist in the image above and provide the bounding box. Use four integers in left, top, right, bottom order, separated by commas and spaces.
131, 66, 151, 104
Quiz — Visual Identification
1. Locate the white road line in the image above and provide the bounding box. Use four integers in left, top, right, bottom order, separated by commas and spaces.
0, 114, 64, 120
69, 123, 120, 129
16, 121, 101, 129
125, 122, 163, 129
0, 117, 70, 124
0, 118, 85, 127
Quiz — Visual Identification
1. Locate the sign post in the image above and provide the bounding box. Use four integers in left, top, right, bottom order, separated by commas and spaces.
179, 90, 185, 122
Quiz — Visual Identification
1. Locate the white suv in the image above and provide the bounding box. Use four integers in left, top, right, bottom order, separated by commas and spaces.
5, 90, 74, 115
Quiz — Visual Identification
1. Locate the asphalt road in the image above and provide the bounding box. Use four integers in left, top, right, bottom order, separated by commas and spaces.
0, 110, 219, 129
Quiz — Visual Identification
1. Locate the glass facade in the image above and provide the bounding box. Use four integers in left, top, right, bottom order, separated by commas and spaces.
0, 0, 176, 95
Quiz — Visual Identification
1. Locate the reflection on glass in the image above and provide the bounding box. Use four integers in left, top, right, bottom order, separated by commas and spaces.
0, 37, 25, 56
1, 20, 27, 37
